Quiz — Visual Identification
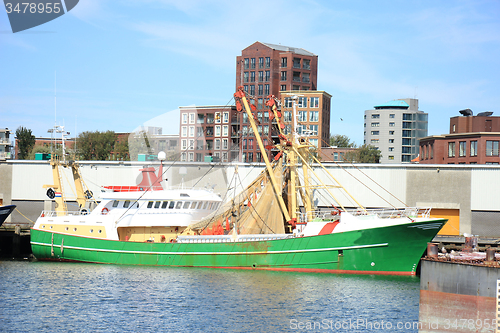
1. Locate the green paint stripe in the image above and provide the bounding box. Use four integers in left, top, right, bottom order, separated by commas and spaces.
31, 241, 388, 255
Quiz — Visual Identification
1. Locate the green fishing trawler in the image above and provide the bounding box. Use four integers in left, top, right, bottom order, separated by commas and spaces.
31, 87, 446, 275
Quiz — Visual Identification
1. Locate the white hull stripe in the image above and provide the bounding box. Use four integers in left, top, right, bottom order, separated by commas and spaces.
31, 241, 388, 256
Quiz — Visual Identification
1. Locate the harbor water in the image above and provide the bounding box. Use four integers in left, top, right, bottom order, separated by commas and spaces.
0, 261, 424, 332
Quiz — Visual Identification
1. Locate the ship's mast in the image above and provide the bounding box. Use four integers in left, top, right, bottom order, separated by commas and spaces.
234, 88, 292, 224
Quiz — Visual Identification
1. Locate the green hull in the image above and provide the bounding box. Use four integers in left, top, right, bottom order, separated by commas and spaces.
31, 219, 446, 275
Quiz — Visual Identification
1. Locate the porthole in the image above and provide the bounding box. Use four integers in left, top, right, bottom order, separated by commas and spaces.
50, 225, 53, 229
90, 229, 94, 233
65, 227, 69, 231
42, 225, 45, 228
73, 228, 77, 231
98, 230, 102, 234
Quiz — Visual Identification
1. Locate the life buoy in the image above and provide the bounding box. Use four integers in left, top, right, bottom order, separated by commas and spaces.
46, 188, 55, 199
101, 207, 109, 215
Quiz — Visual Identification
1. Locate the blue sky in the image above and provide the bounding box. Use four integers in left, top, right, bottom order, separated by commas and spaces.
1, 0, 499, 146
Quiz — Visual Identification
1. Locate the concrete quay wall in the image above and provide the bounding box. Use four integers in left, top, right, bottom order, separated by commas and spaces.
1, 160, 500, 236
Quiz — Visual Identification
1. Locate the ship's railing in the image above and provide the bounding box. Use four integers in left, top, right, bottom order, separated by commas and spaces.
298, 207, 432, 223
39, 210, 91, 218
176, 234, 293, 244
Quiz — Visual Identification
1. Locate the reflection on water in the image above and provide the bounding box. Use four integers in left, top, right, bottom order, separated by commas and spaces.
1, 261, 421, 332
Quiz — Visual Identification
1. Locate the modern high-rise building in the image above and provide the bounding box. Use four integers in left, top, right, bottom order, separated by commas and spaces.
364, 99, 428, 163
235, 42, 320, 161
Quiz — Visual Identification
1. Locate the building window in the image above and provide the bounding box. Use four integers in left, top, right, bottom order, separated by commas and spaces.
189, 126, 195, 137
215, 112, 221, 123
258, 85, 263, 95
280, 85, 286, 91
309, 111, 319, 122
258, 71, 263, 82
223, 112, 229, 123
188, 152, 194, 161
215, 125, 221, 136
486, 140, 499, 156
265, 57, 270, 68
196, 140, 203, 150
389, 131, 394, 135
258, 98, 263, 109
196, 153, 202, 162
197, 114, 204, 124
243, 72, 249, 83
283, 111, 292, 122
297, 111, 307, 122
189, 113, 195, 124
459, 141, 466, 157
303, 59, 310, 70
181, 139, 187, 150
181, 152, 186, 161
389, 114, 395, 118
215, 139, 220, 150
250, 58, 255, 69
371, 114, 380, 119
448, 142, 456, 157
244, 58, 249, 69
388, 156, 394, 160
371, 123, 379, 127
403, 122, 412, 129
259, 57, 264, 69
402, 138, 411, 145
293, 57, 301, 68
222, 125, 228, 137
389, 122, 395, 127
371, 139, 379, 143
181, 126, 187, 137
298, 97, 307, 108
280, 71, 287, 81
249, 85, 255, 95
265, 71, 270, 82
222, 138, 228, 149
470, 141, 477, 157
402, 130, 412, 137
281, 57, 287, 68
389, 139, 394, 143
242, 139, 247, 149
371, 131, 379, 135
264, 84, 269, 95
310, 97, 319, 108
389, 147, 394, 151
250, 72, 255, 82
309, 125, 318, 134
197, 127, 204, 137
182, 113, 188, 124
403, 114, 413, 120
188, 139, 194, 150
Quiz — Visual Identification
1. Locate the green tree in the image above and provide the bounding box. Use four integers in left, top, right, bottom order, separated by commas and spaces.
77, 131, 117, 160
16, 126, 36, 160
329, 134, 356, 148
356, 144, 381, 163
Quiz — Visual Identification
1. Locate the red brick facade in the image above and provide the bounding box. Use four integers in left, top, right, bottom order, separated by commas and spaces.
420, 115, 500, 164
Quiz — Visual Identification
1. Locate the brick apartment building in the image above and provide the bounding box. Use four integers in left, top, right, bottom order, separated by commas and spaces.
419, 111, 500, 164
178, 106, 238, 163
234, 41, 330, 161
280, 91, 331, 149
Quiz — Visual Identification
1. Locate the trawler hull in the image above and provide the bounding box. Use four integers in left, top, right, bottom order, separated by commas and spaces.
31, 218, 446, 275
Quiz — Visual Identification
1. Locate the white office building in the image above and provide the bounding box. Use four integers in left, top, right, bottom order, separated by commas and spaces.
364, 99, 428, 163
